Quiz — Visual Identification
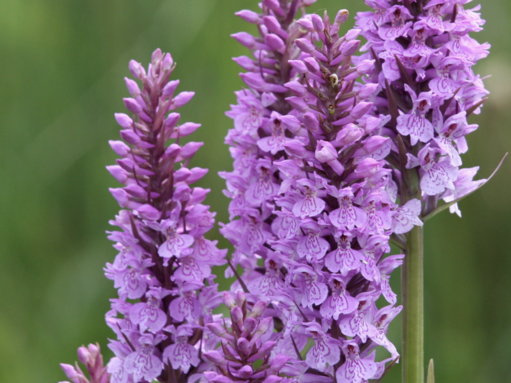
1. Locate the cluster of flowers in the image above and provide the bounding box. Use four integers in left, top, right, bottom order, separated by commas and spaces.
219, 1, 424, 382
203, 292, 298, 383
61, 344, 109, 383
64, 49, 228, 383
60, 0, 493, 382
355, 0, 489, 216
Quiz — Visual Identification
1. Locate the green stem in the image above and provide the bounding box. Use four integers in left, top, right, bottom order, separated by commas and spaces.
402, 214, 424, 383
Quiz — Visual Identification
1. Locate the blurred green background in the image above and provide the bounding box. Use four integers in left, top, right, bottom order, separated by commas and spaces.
0, 0, 509, 382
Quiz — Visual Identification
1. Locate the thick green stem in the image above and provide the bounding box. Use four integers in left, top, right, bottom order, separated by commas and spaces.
402, 214, 424, 383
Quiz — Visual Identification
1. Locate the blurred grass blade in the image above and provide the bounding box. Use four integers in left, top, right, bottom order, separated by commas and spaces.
427, 359, 435, 383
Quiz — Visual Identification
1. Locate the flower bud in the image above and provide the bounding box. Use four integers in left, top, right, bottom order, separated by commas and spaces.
161, 53, 173, 72
311, 14, 325, 32
162, 143, 181, 159
223, 292, 236, 309
263, 16, 282, 34
295, 38, 315, 54
207, 323, 229, 338
231, 306, 244, 324
106, 165, 128, 184
174, 167, 191, 182
270, 354, 291, 371
236, 290, 246, 307
115, 113, 133, 129
297, 18, 314, 32
124, 77, 141, 98
162, 80, 180, 97
235, 10, 260, 24
237, 366, 254, 379
203, 350, 226, 365
316, 141, 338, 163
186, 167, 208, 184
342, 39, 361, 57
123, 98, 143, 114
136, 204, 161, 221
120, 130, 141, 146
288, 59, 308, 74
172, 91, 195, 108
350, 102, 373, 120
332, 123, 364, 146
179, 142, 203, 159
355, 158, 383, 177
129, 60, 145, 79
265, 33, 285, 52
284, 80, 307, 96
242, 317, 257, 334
249, 300, 267, 318
231, 32, 256, 48
237, 337, 251, 355
232, 56, 255, 71
77, 346, 91, 366
331, 9, 349, 35
304, 57, 320, 73
109, 140, 130, 157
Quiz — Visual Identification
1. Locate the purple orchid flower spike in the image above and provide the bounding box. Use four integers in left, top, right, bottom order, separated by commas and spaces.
60, 49, 228, 383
